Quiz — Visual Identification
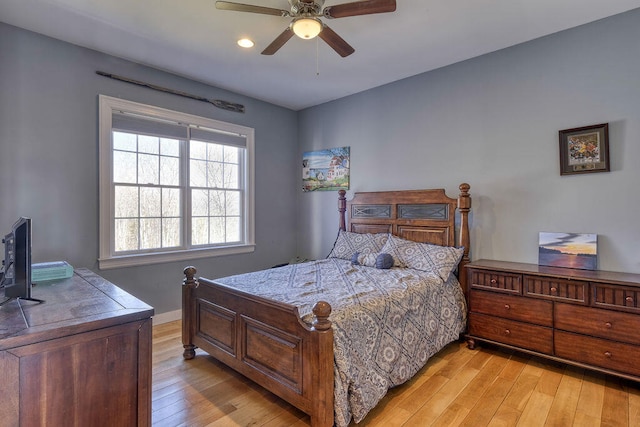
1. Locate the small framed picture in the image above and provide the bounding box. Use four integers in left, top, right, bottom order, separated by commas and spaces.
559, 123, 609, 175
539, 232, 597, 270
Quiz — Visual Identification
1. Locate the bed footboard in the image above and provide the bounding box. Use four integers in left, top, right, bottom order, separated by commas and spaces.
182, 266, 334, 427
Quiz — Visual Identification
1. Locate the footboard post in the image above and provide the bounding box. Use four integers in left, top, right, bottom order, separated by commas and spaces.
311, 301, 334, 427
182, 266, 199, 360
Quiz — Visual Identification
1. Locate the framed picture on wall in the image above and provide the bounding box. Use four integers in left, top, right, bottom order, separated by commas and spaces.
302, 147, 350, 192
559, 123, 609, 175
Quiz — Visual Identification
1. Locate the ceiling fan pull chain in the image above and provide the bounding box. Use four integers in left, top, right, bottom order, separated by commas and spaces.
316, 37, 320, 76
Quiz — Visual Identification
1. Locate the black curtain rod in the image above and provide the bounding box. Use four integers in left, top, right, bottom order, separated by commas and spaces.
96, 71, 245, 113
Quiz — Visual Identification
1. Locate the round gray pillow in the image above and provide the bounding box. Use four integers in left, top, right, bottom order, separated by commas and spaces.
375, 253, 394, 269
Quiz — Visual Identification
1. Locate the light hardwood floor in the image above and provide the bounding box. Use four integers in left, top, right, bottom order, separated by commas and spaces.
152, 320, 640, 426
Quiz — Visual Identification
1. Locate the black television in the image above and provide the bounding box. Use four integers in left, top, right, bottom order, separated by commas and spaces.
2, 217, 42, 303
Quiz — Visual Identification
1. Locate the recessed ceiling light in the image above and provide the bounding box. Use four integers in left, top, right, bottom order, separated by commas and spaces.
237, 38, 254, 48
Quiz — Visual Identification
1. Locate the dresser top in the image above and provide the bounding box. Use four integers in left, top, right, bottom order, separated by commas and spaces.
467, 259, 640, 288
0, 268, 154, 349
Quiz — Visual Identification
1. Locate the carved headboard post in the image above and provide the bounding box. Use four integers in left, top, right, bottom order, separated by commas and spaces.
457, 183, 471, 295
338, 189, 347, 231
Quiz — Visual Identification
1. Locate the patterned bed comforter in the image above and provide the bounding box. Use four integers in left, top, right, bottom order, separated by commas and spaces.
216, 258, 467, 426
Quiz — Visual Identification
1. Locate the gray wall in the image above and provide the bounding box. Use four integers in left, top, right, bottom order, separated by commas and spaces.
0, 23, 299, 314
3, 8, 640, 317
297, 9, 640, 274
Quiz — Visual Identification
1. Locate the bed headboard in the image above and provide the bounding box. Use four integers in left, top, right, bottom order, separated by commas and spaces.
338, 183, 471, 293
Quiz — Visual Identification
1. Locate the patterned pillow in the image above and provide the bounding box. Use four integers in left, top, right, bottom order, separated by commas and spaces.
327, 230, 389, 260
379, 234, 464, 280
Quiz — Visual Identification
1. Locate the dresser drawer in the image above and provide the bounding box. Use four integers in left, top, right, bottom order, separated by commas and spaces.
468, 312, 553, 354
470, 290, 553, 326
592, 283, 640, 314
469, 269, 522, 294
524, 275, 587, 304
555, 303, 640, 345
555, 331, 640, 377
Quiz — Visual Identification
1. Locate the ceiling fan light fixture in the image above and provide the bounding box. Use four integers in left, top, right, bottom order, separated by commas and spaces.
291, 17, 323, 40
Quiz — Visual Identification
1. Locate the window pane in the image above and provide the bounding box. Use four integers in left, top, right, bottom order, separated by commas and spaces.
226, 217, 240, 242
113, 131, 137, 151
162, 188, 181, 217
226, 191, 240, 216
207, 162, 224, 188
113, 151, 137, 184
192, 189, 208, 216
210, 190, 225, 216
210, 217, 225, 244
140, 218, 161, 249
114, 186, 138, 218
192, 217, 208, 245
208, 144, 223, 162
224, 146, 238, 164
138, 135, 159, 154
224, 164, 239, 189
190, 159, 207, 187
115, 218, 138, 251
162, 218, 181, 248
190, 140, 207, 160
160, 156, 180, 186
138, 153, 159, 185
160, 138, 180, 157
140, 187, 161, 217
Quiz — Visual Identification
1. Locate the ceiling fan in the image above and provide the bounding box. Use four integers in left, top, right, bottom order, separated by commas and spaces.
215, 0, 397, 57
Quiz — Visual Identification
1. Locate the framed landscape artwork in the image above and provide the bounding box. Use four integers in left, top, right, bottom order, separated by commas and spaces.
538, 232, 598, 270
302, 146, 350, 192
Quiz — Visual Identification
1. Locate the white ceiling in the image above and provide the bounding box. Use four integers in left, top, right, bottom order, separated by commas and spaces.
2, 0, 640, 110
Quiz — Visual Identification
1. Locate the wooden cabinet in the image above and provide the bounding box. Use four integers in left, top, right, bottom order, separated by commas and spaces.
0, 269, 154, 426
466, 259, 640, 382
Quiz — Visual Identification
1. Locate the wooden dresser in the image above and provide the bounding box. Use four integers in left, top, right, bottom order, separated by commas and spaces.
0, 268, 154, 426
466, 259, 640, 382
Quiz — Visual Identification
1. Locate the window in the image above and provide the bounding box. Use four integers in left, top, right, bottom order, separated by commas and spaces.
98, 95, 254, 269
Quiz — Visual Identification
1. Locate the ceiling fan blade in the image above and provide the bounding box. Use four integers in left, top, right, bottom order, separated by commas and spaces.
215, 1, 290, 17
324, 0, 396, 19
261, 28, 295, 55
318, 25, 355, 57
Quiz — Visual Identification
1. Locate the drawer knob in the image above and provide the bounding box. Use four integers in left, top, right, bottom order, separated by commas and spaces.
550, 287, 557, 293
490, 279, 497, 284
504, 329, 511, 335
504, 304, 511, 310
605, 322, 612, 329
604, 351, 612, 358
626, 296, 634, 304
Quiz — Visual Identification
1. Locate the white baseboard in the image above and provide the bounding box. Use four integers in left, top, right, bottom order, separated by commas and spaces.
153, 309, 181, 325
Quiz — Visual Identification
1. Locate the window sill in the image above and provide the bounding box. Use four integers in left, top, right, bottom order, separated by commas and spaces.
98, 244, 256, 270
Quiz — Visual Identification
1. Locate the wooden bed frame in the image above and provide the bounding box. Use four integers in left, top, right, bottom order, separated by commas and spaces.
181, 183, 471, 427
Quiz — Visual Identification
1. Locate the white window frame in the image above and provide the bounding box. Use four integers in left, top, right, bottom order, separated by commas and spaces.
98, 95, 255, 269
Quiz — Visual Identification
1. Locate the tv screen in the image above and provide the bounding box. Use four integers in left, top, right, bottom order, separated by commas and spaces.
3, 217, 32, 299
